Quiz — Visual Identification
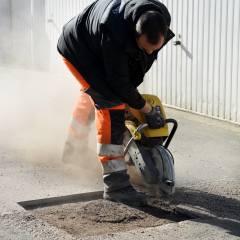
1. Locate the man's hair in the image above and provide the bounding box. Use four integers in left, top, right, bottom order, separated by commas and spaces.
135, 11, 167, 45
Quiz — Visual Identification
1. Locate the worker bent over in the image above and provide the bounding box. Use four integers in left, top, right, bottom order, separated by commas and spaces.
57, 0, 174, 207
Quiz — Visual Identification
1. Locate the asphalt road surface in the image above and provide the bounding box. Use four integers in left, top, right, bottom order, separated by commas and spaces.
0, 66, 239, 239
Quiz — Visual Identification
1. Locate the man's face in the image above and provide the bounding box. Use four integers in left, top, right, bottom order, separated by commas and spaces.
136, 34, 165, 55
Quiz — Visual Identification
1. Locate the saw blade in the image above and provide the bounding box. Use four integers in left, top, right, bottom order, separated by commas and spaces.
150, 147, 175, 194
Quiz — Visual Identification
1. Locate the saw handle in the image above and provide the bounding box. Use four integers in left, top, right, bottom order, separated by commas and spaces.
136, 119, 178, 149
123, 123, 148, 156
124, 119, 178, 156
164, 119, 178, 149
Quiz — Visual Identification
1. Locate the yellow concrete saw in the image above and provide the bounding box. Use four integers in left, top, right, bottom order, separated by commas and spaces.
123, 94, 178, 194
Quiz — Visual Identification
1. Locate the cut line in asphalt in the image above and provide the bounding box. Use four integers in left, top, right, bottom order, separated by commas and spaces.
17, 191, 104, 210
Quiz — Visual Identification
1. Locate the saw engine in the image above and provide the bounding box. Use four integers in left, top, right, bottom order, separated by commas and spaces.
123, 94, 178, 194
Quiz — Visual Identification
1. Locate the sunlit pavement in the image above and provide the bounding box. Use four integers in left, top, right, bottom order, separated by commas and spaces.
0, 66, 239, 239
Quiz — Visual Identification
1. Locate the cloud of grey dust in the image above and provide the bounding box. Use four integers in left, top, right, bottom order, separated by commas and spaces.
0, 0, 146, 186
0, 1, 103, 180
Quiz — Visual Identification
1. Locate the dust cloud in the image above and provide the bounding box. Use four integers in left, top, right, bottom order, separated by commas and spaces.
0, 66, 103, 181
0, 67, 142, 185
0, 0, 144, 186
0, 0, 103, 180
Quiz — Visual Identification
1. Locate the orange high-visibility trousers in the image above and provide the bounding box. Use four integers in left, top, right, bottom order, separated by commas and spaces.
62, 57, 130, 192
62, 56, 94, 140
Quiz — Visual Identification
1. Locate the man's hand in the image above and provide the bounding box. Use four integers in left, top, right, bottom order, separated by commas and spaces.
141, 104, 165, 129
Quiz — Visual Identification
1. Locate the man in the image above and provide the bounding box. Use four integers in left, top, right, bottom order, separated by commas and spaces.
57, 0, 174, 207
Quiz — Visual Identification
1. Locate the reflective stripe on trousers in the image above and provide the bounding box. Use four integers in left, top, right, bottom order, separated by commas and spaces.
98, 143, 126, 174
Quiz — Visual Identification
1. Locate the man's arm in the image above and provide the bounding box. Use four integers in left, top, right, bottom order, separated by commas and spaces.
139, 103, 152, 113
101, 28, 148, 110
102, 28, 164, 127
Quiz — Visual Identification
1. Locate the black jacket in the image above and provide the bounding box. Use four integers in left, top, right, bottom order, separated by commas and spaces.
57, 0, 174, 109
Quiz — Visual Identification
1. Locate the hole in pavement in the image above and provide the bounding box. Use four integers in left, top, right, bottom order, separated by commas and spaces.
18, 189, 191, 238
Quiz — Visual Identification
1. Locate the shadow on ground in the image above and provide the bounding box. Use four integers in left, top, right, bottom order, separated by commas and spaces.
152, 180, 240, 238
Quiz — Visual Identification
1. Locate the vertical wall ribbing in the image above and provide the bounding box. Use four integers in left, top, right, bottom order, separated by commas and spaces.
5, 0, 239, 124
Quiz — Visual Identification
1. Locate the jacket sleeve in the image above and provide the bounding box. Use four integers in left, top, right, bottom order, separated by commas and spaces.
101, 28, 146, 110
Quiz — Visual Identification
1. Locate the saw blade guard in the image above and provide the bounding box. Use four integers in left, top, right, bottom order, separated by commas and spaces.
123, 128, 159, 184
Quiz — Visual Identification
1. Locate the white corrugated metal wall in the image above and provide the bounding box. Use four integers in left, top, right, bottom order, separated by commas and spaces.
45, 0, 91, 77
0, 0, 11, 64
141, 0, 240, 124
2, 0, 240, 124
11, 0, 32, 67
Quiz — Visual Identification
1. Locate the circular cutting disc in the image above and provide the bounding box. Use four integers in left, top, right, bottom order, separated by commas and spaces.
150, 146, 175, 194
